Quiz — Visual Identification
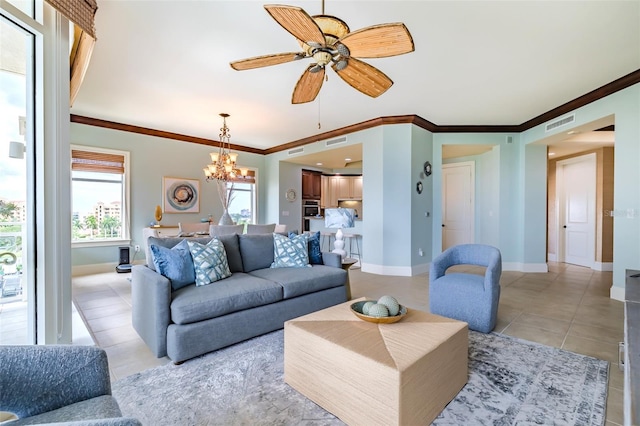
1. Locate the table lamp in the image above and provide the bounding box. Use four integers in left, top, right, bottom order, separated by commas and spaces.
324, 208, 356, 260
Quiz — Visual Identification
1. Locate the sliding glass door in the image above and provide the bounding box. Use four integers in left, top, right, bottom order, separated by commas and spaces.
0, 12, 35, 344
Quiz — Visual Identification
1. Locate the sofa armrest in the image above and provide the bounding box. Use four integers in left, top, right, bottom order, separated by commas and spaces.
321, 251, 342, 268
131, 265, 172, 358
0, 345, 111, 419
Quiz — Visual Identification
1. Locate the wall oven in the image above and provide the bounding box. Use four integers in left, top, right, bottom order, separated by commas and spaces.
303, 200, 320, 217
302, 200, 320, 232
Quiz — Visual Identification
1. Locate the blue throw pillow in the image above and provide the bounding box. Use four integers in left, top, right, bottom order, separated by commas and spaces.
150, 239, 195, 290
308, 231, 323, 265
187, 238, 232, 286
288, 231, 323, 265
271, 233, 310, 268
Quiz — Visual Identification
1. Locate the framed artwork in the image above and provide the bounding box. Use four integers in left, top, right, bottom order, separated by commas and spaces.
163, 177, 200, 213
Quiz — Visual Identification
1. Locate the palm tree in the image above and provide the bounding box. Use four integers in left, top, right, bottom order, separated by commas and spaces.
101, 216, 120, 238
84, 215, 98, 237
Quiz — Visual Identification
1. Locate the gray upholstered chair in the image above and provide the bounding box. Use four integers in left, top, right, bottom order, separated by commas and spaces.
429, 244, 502, 333
0, 345, 140, 425
178, 222, 210, 235
245, 223, 276, 234
209, 224, 244, 236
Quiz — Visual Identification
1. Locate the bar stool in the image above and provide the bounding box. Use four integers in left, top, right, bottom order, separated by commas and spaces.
342, 232, 361, 263
320, 231, 335, 252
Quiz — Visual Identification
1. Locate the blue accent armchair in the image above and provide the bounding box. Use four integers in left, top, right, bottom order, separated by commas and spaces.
0, 345, 140, 425
429, 244, 502, 333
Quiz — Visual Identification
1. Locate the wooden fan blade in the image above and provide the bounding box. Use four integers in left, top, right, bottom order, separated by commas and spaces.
230, 52, 303, 71
340, 23, 414, 58
332, 58, 392, 98
264, 4, 325, 45
292, 65, 325, 104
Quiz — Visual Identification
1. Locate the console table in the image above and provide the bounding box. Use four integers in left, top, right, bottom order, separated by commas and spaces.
624, 270, 640, 425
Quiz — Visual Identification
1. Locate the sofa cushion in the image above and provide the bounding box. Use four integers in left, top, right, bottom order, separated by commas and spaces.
238, 234, 274, 272
187, 239, 232, 286
147, 234, 243, 273
271, 233, 310, 268
150, 240, 195, 291
170, 273, 283, 325
249, 265, 346, 299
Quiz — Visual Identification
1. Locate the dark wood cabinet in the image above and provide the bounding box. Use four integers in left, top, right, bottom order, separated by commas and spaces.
302, 170, 322, 200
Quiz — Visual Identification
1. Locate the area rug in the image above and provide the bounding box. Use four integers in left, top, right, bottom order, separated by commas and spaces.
112, 330, 608, 425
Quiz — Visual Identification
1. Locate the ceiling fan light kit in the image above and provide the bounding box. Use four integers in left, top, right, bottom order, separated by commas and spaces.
230, 3, 414, 104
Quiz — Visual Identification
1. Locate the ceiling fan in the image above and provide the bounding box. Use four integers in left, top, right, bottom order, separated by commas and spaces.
230, 3, 414, 104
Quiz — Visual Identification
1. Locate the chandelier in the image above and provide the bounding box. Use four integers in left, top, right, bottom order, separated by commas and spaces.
203, 113, 247, 182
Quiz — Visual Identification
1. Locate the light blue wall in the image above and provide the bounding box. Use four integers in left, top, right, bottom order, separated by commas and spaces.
71, 83, 640, 295
70, 123, 265, 266
522, 83, 640, 293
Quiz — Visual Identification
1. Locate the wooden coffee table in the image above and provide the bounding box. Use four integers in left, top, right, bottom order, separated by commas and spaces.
284, 298, 468, 426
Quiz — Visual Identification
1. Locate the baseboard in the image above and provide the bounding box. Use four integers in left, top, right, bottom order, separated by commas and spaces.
593, 262, 613, 272
72, 260, 145, 276
361, 263, 413, 277
610, 285, 625, 302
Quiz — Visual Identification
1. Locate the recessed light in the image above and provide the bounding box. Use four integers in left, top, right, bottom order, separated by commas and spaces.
316, 162, 323, 166
344, 157, 351, 161
567, 131, 576, 135
548, 152, 555, 156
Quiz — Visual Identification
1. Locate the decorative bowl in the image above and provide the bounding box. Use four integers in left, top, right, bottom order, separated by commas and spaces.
350, 300, 408, 324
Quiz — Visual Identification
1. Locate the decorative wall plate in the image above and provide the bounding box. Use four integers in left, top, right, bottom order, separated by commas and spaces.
285, 188, 297, 202
416, 181, 423, 194
423, 161, 432, 176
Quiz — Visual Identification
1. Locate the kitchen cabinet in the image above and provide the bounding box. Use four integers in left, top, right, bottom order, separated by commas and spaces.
301, 170, 321, 200
323, 176, 362, 208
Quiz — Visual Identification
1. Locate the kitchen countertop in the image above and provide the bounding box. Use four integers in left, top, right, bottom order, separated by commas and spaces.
306, 216, 362, 221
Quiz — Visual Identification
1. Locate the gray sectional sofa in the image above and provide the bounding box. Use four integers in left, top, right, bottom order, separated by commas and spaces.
132, 233, 348, 363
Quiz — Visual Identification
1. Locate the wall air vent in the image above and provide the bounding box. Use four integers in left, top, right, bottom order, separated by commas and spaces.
325, 136, 347, 147
545, 114, 575, 132
288, 147, 304, 156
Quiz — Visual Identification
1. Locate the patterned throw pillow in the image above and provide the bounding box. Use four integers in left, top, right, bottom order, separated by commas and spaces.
307, 231, 323, 265
187, 238, 232, 286
271, 233, 311, 268
150, 239, 195, 291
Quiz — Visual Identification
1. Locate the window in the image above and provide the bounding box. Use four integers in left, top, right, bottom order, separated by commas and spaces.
226, 170, 256, 226
71, 146, 130, 244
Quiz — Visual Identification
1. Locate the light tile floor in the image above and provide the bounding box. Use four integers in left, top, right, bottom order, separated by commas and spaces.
67, 262, 623, 425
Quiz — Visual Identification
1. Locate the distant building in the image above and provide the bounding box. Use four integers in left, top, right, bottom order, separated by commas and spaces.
93, 201, 121, 224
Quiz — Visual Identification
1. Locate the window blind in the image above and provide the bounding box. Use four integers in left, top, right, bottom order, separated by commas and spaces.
228, 170, 256, 184
46, 0, 98, 38
71, 150, 124, 174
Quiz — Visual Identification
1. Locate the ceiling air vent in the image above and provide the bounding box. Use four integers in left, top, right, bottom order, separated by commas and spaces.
325, 136, 347, 147
545, 114, 575, 132
288, 147, 304, 156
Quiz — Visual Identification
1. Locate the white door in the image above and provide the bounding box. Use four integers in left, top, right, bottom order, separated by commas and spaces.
557, 154, 596, 267
442, 162, 475, 250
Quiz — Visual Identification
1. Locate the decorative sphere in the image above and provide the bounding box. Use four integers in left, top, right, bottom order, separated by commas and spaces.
367, 303, 389, 317
362, 301, 375, 315
378, 295, 400, 316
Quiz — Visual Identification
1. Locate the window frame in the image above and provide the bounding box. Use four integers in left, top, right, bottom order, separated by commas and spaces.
225, 168, 257, 226
70, 144, 130, 247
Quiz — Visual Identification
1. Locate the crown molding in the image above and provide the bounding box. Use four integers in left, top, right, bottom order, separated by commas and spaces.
71, 68, 640, 155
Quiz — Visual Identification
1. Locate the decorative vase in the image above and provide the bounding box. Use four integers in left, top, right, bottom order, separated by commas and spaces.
218, 210, 234, 225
